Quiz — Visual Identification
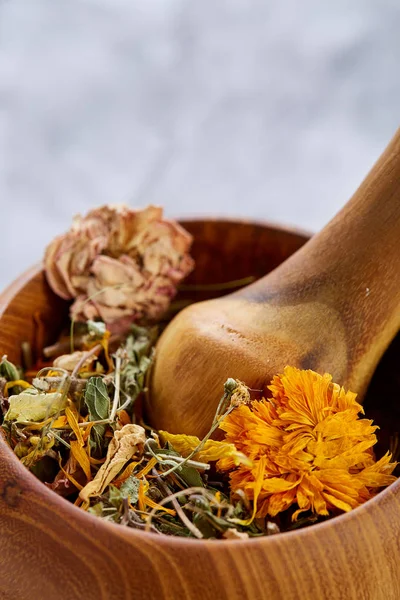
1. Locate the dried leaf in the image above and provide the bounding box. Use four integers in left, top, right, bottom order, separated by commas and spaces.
5, 390, 66, 422
108, 485, 124, 508
70, 440, 92, 481
79, 424, 146, 502
120, 475, 140, 502
111, 459, 141, 486
192, 513, 217, 538
159, 431, 252, 469
53, 351, 94, 372
129, 324, 157, 358
88, 502, 105, 517
84, 377, 110, 454
177, 464, 204, 488
85, 377, 110, 421
65, 406, 84, 445
20, 441, 56, 468
119, 327, 155, 409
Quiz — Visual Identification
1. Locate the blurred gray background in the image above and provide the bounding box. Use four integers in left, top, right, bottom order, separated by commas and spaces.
0, 0, 399, 290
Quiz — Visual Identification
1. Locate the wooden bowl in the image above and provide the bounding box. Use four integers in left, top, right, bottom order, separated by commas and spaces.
1, 219, 400, 600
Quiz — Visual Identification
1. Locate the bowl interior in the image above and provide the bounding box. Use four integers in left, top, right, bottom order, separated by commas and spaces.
1, 219, 400, 600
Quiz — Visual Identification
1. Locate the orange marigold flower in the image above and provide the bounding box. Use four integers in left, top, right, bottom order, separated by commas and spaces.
218, 366, 397, 521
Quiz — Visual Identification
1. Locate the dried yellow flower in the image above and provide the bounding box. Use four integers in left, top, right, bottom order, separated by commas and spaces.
159, 431, 252, 470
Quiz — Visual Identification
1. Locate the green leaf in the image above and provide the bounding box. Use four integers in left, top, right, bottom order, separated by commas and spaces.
120, 475, 140, 503
84, 377, 110, 455
119, 328, 155, 411
158, 520, 193, 537
202, 512, 232, 531
129, 324, 156, 355
108, 485, 123, 508
192, 513, 217, 539
89, 427, 107, 456
88, 502, 105, 517
84, 377, 110, 421
177, 465, 204, 488
0, 356, 20, 382
152, 446, 180, 457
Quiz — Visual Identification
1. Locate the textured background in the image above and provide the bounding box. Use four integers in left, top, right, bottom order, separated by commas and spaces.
0, 0, 399, 290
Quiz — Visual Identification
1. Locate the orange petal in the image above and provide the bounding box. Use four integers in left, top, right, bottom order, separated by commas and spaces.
70, 440, 92, 481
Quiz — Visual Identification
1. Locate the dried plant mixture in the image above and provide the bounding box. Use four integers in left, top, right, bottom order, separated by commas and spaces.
0, 205, 396, 540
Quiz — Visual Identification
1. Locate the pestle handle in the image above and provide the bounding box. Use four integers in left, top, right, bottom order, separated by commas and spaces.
149, 128, 400, 438
241, 127, 400, 393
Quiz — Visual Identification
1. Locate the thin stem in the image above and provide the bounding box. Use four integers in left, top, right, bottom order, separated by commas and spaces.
51, 431, 71, 449
159, 403, 235, 478
151, 477, 203, 539
77, 418, 110, 427
109, 354, 122, 421
155, 454, 210, 471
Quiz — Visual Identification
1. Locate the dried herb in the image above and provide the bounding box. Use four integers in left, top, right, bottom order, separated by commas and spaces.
1, 312, 397, 540
85, 377, 110, 422
1, 205, 397, 540
5, 390, 65, 422
120, 475, 141, 502
120, 325, 156, 409
84, 377, 110, 454
79, 424, 146, 503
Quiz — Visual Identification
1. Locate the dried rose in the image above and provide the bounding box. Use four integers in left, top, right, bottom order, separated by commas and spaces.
44, 204, 194, 333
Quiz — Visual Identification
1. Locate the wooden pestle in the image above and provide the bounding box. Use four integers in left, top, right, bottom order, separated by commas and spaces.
147, 129, 400, 437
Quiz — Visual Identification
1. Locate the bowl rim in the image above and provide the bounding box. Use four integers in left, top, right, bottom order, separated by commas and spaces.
1, 216, 397, 549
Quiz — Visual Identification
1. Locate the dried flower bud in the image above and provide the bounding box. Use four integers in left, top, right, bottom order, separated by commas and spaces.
229, 380, 251, 408
44, 204, 194, 333
224, 378, 238, 394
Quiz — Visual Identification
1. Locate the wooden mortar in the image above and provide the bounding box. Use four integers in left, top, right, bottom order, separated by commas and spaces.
0, 219, 400, 600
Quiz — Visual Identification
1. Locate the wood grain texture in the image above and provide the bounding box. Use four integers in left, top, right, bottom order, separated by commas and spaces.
0, 219, 400, 600
0, 266, 68, 365
149, 129, 400, 437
